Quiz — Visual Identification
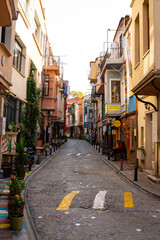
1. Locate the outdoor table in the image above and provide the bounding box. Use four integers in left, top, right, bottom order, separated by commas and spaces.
2, 151, 17, 172
36, 147, 45, 164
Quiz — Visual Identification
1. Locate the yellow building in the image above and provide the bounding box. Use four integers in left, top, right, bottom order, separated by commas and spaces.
131, 0, 160, 176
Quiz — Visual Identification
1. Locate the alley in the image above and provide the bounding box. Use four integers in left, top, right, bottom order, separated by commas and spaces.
25, 139, 160, 240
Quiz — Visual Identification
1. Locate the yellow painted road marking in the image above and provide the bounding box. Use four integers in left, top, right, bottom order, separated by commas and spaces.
56, 191, 80, 210
124, 192, 134, 208
66, 153, 72, 156
86, 154, 91, 156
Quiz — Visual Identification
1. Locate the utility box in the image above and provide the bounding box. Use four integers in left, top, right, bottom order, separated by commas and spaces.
0, 117, 6, 135
152, 112, 160, 142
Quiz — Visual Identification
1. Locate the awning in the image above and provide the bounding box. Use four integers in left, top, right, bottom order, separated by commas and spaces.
132, 70, 160, 96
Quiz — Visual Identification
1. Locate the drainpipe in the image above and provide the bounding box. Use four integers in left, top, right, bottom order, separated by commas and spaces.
134, 97, 138, 181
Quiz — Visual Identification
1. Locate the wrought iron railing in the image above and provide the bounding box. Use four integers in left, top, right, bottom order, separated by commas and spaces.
100, 47, 124, 71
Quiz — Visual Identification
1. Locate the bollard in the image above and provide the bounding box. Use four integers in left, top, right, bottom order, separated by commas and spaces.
28, 158, 32, 171
120, 158, 123, 171
37, 154, 40, 164
134, 158, 138, 181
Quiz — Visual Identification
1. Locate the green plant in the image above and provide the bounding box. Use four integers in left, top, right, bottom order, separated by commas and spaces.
9, 195, 25, 218
14, 138, 29, 176
137, 147, 146, 157
8, 122, 24, 132
8, 176, 25, 196
21, 63, 40, 150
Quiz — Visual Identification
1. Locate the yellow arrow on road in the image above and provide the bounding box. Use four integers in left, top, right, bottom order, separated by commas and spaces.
56, 191, 80, 210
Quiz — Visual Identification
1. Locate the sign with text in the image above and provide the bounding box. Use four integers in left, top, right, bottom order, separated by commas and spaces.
108, 105, 120, 111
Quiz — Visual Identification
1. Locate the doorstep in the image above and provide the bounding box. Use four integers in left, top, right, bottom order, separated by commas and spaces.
147, 175, 160, 184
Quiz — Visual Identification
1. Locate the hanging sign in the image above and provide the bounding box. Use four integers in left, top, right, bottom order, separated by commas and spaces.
114, 120, 121, 128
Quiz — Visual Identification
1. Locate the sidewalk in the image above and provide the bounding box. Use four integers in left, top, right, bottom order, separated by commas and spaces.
0, 149, 57, 240
94, 146, 160, 198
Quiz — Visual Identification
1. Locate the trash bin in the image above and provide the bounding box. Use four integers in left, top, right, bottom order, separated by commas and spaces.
2, 162, 11, 178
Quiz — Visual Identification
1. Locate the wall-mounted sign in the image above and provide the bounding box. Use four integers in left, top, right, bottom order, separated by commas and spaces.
114, 120, 121, 128
105, 105, 107, 115
108, 105, 120, 111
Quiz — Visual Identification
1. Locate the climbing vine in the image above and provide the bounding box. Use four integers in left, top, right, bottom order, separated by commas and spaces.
21, 64, 41, 150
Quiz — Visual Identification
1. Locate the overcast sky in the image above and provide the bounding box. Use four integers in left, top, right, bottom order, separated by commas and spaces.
44, 0, 132, 94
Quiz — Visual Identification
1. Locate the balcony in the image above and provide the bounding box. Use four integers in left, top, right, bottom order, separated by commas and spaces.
89, 62, 98, 84
0, 0, 17, 26
96, 77, 104, 95
100, 47, 124, 74
43, 56, 60, 75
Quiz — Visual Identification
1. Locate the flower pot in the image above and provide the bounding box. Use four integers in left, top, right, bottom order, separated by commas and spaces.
8, 201, 24, 218
10, 215, 24, 230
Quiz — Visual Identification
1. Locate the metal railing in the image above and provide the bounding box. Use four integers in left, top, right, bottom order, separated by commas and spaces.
44, 55, 60, 67
100, 47, 124, 71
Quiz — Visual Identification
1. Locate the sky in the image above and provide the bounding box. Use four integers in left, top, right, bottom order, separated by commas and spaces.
44, 0, 132, 94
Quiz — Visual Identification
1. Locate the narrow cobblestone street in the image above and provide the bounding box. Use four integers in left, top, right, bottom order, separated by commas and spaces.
25, 140, 160, 240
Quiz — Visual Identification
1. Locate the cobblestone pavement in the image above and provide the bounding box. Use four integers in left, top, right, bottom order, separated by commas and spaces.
26, 139, 160, 240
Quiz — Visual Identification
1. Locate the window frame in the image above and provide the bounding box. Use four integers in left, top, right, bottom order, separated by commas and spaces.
110, 79, 121, 103
43, 74, 49, 96
143, 0, 150, 55
135, 13, 140, 66
13, 40, 23, 73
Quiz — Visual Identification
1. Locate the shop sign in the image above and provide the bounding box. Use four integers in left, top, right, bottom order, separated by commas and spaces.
105, 105, 107, 115
108, 105, 120, 111
114, 120, 121, 128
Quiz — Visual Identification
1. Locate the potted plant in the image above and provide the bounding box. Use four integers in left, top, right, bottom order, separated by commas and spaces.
14, 138, 29, 180
8, 176, 25, 198
9, 195, 25, 230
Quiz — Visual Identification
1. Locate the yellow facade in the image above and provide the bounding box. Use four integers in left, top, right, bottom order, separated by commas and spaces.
131, 0, 160, 175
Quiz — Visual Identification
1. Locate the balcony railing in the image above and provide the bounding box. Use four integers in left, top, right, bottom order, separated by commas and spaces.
100, 47, 124, 71
44, 56, 60, 67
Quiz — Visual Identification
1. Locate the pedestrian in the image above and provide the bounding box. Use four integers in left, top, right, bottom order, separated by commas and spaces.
110, 140, 125, 161
91, 129, 95, 145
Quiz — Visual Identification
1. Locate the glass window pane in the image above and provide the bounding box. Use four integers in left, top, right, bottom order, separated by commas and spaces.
111, 81, 120, 103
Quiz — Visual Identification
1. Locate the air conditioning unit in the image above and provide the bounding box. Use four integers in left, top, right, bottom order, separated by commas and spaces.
0, 117, 6, 135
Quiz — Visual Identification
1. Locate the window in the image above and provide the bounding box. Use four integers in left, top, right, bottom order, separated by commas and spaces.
1, 27, 5, 43
135, 14, 140, 65
34, 18, 38, 38
3, 96, 18, 130
0, 26, 12, 51
84, 106, 87, 113
19, 0, 28, 16
44, 75, 49, 96
143, 0, 150, 54
13, 40, 22, 72
141, 127, 144, 147
89, 109, 93, 119
119, 34, 123, 57
121, 81, 125, 106
111, 80, 120, 103
80, 115, 83, 122
34, 12, 40, 43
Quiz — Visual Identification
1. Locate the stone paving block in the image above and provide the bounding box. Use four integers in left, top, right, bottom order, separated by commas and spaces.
0, 229, 12, 238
